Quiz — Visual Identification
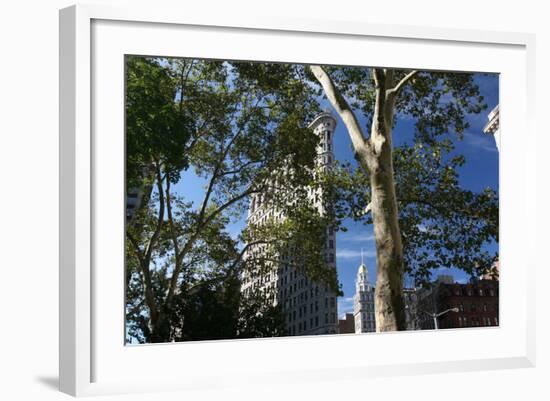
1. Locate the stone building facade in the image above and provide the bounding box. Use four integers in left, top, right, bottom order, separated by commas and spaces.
483, 104, 500, 152
353, 259, 376, 333
241, 113, 339, 336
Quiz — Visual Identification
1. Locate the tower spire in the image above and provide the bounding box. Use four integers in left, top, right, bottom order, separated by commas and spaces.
361, 248, 364, 265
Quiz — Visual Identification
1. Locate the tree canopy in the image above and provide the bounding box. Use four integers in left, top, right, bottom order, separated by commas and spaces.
125, 56, 499, 340
125, 57, 337, 342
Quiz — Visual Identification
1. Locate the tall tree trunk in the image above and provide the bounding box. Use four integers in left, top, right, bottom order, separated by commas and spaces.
310, 65, 407, 331
366, 131, 406, 331
149, 310, 172, 343
367, 69, 406, 331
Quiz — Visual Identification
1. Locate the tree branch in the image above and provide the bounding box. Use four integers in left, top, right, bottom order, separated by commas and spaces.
220, 159, 264, 177
127, 230, 159, 324
371, 68, 390, 145
127, 230, 145, 265
144, 162, 165, 265
165, 172, 183, 279
387, 70, 418, 96
309, 65, 372, 159
357, 202, 372, 218
163, 96, 266, 303
226, 239, 270, 273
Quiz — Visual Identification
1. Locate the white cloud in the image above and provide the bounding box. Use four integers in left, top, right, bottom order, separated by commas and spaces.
343, 233, 376, 242
336, 248, 376, 260
337, 297, 355, 318
463, 131, 498, 153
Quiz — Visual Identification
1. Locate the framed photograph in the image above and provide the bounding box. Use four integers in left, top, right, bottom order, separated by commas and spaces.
59, 4, 536, 397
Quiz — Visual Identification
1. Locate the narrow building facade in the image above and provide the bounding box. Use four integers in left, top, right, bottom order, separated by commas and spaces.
241, 112, 339, 336
353, 253, 376, 333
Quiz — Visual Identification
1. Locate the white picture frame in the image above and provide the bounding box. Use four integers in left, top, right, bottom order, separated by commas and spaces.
59, 3, 536, 397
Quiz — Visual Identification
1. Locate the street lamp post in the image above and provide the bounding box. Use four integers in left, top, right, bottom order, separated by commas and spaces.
421, 307, 459, 330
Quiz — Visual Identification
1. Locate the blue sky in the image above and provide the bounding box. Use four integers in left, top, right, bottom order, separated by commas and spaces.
172, 71, 500, 319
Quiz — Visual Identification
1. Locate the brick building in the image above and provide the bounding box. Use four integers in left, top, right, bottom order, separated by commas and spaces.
338, 313, 355, 334
418, 275, 499, 330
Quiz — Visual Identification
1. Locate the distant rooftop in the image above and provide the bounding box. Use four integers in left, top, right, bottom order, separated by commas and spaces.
307, 112, 337, 129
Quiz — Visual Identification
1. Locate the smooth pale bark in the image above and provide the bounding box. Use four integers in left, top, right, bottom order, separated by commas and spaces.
310, 66, 416, 331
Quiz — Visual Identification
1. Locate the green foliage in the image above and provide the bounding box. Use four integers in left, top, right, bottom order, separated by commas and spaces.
396, 71, 487, 142
242, 202, 341, 296
236, 287, 287, 338
324, 139, 498, 286
126, 56, 193, 187
394, 140, 498, 284
312, 66, 496, 288
125, 57, 497, 341
319, 67, 486, 142
125, 57, 329, 343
